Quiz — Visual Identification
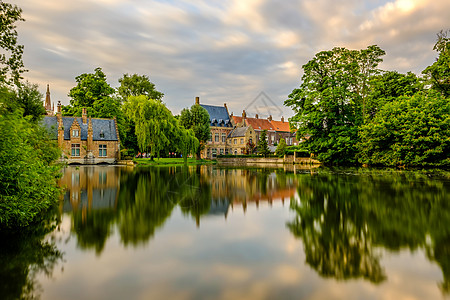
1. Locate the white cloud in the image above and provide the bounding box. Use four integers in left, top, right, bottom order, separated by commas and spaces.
11, 0, 450, 113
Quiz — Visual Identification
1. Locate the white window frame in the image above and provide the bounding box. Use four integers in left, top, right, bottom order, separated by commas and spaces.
71, 144, 80, 157
99, 144, 107, 157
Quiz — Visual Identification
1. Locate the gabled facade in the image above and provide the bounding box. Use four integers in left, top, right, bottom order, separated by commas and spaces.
43, 102, 120, 164
227, 125, 256, 155
197, 97, 233, 158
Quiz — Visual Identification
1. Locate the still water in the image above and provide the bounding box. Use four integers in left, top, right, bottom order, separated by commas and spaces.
2, 165, 450, 300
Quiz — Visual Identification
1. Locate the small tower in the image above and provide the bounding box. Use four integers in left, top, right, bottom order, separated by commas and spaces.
45, 84, 53, 115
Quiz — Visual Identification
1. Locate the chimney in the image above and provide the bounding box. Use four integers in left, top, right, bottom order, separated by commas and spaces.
255, 114, 259, 119
195, 97, 200, 105
268, 115, 272, 121
281, 116, 284, 123
242, 110, 246, 118
82, 107, 87, 124
57, 101, 61, 113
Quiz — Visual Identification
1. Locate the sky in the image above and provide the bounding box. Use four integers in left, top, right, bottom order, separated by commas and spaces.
12, 0, 450, 118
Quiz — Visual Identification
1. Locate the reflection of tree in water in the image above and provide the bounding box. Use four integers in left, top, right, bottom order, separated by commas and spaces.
287, 169, 450, 290
117, 167, 177, 246
72, 209, 116, 255
0, 210, 63, 300
178, 166, 212, 226
116, 166, 212, 245
288, 172, 386, 283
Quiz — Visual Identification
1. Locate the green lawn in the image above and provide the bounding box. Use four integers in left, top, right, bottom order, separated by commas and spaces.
133, 157, 216, 166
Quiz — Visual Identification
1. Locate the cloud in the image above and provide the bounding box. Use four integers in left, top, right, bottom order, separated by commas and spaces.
12, 0, 450, 117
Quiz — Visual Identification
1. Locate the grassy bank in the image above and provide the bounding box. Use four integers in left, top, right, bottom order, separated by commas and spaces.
134, 157, 216, 166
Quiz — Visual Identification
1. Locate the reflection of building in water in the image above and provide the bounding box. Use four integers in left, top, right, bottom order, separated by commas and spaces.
203, 168, 297, 216
59, 166, 120, 214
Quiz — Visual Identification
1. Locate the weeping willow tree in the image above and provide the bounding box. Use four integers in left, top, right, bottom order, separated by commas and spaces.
123, 95, 198, 159
175, 126, 199, 163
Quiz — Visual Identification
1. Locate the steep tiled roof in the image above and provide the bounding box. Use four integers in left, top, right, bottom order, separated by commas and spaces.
233, 116, 274, 131
228, 126, 249, 138
270, 120, 291, 132
200, 104, 232, 127
42, 116, 118, 141
42, 116, 58, 139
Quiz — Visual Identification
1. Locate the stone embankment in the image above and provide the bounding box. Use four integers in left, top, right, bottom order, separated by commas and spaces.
216, 154, 320, 166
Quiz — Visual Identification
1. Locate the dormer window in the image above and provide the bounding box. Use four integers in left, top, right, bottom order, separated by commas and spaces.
72, 129, 79, 137
100, 130, 105, 138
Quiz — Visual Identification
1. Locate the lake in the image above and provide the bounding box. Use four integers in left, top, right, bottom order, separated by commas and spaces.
2, 165, 450, 300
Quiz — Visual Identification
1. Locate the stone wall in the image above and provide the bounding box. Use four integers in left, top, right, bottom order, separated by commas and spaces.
216, 155, 320, 165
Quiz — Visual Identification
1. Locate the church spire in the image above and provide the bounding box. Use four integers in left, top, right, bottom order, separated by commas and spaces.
44, 84, 53, 115
45, 84, 51, 109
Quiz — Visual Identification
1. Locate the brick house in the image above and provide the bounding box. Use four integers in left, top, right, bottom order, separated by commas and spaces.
43, 102, 120, 164
197, 97, 233, 158
227, 125, 256, 155
231, 111, 298, 151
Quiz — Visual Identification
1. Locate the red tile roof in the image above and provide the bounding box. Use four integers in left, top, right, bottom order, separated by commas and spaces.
270, 120, 291, 132
233, 116, 293, 132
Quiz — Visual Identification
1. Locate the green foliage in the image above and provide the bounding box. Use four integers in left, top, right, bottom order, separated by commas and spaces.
117, 73, 164, 101
0, 81, 46, 121
357, 92, 450, 167
285, 45, 385, 164
423, 30, 450, 97
179, 104, 210, 158
0, 110, 62, 229
123, 95, 198, 159
275, 137, 287, 157
64, 67, 115, 115
257, 130, 270, 157
365, 71, 423, 120
0, 1, 25, 85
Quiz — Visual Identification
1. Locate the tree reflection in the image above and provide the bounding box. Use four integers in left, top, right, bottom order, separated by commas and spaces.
288, 172, 386, 283
117, 168, 177, 246
0, 210, 63, 300
287, 169, 450, 290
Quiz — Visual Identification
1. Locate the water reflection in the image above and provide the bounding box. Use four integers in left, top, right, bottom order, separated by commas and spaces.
287, 169, 450, 292
60, 166, 297, 252
0, 210, 63, 300
56, 165, 450, 297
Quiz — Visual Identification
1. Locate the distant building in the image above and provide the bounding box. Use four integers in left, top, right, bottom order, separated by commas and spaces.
231, 111, 298, 149
227, 125, 256, 155
42, 100, 120, 164
196, 97, 233, 158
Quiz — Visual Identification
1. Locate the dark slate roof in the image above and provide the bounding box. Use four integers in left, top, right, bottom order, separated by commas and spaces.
42, 116, 58, 139
42, 116, 118, 141
228, 126, 249, 138
200, 104, 232, 127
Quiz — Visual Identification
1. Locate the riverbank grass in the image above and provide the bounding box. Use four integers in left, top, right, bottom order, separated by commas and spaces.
134, 157, 216, 166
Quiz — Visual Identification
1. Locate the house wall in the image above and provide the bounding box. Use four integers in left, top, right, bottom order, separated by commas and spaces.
202, 126, 233, 158
61, 139, 120, 164
227, 128, 256, 155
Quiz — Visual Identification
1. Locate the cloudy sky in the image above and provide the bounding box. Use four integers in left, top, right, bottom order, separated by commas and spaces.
13, 0, 450, 117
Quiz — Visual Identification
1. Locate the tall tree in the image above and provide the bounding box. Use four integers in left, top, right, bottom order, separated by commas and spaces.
117, 73, 164, 101
64, 67, 116, 117
423, 30, 450, 97
257, 130, 270, 157
275, 137, 287, 157
0, 1, 26, 85
285, 46, 385, 164
179, 104, 210, 159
